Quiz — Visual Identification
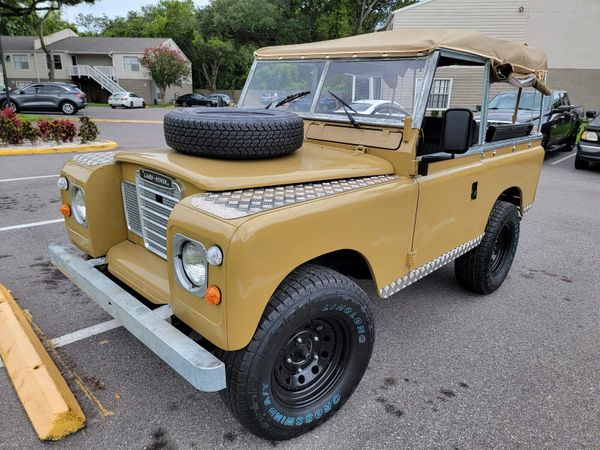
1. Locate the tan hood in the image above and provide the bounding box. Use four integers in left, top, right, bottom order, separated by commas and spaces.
115, 143, 394, 192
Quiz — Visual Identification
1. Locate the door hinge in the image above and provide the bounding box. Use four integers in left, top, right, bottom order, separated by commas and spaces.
407, 250, 417, 267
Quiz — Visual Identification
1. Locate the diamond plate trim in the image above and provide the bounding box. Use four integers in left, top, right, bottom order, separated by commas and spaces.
379, 234, 485, 298
72, 151, 117, 167
520, 202, 533, 217
190, 175, 399, 219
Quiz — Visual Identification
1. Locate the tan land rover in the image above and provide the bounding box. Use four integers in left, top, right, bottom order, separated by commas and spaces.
50, 29, 549, 440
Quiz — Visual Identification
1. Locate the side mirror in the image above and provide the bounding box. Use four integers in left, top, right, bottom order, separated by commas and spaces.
586, 110, 597, 119
475, 104, 482, 112
554, 105, 571, 113
442, 108, 474, 155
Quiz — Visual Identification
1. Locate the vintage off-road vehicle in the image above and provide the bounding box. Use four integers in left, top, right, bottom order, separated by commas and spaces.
50, 29, 549, 440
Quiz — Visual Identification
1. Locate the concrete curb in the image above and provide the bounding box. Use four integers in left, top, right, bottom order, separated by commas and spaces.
0, 285, 86, 440
0, 140, 118, 156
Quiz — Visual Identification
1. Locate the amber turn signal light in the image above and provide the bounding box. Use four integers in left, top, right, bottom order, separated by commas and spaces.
60, 204, 71, 217
205, 286, 221, 305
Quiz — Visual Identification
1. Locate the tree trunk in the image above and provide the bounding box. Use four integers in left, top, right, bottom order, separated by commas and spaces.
0, 18, 12, 101
160, 86, 166, 104
37, 12, 55, 81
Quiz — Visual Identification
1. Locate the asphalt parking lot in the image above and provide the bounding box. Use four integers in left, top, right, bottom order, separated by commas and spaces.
1, 111, 599, 449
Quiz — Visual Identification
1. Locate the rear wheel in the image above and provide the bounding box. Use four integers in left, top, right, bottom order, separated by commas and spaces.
61, 101, 76, 115
182, 101, 188, 107
129, 101, 134, 109
142, 101, 146, 108
218, 265, 374, 440
110, 105, 116, 109
575, 157, 589, 170
2, 101, 18, 112
455, 201, 520, 294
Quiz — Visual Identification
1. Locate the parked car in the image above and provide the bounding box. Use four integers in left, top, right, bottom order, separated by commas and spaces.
259, 91, 278, 105
175, 93, 217, 107
575, 111, 600, 170
108, 92, 146, 109
485, 90, 582, 151
207, 93, 232, 106
334, 99, 408, 118
52, 29, 548, 441
0, 82, 86, 115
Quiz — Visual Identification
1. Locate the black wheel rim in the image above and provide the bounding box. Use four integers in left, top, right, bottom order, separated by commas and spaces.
490, 223, 512, 273
271, 316, 350, 409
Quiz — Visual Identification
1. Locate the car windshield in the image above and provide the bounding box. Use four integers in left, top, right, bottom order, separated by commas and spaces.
239, 58, 427, 127
489, 91, 548, 111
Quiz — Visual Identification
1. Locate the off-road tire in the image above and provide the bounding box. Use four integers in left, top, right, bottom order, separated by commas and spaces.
455, 201, 520, 294
574, 157, 589, 170
218, 264, 374, 440
163, 108, 304, 159
61, 101, 77, 115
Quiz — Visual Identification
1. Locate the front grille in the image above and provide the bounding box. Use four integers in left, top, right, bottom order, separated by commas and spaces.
121, 170, 181, 259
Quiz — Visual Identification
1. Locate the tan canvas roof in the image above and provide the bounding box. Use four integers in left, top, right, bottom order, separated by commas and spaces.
256, 29, 549, 94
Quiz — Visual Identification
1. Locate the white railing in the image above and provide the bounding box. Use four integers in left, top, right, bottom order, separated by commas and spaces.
94, 66, 117, 81
68, 65, 124, 94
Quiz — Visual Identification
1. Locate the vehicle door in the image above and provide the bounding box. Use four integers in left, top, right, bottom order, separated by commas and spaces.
38, 84, 63, 109
560, 93, 578, 141
544, 92, 568, 147
412, 59, 492, 268
16, 85, 40, 110
130, 93, 141, 107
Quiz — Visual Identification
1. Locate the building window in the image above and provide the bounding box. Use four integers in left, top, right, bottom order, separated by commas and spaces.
123, 56, 140, 72
53, 54, 62, 70
416, 78, 453, 111
13, 54, 29, 70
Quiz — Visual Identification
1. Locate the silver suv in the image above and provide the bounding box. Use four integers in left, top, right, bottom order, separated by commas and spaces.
1, 82, 87, 115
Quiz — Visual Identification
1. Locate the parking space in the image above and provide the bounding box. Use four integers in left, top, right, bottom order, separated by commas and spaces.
1, 120, 599, 448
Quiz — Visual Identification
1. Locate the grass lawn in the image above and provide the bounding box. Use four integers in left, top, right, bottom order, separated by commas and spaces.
17, 113, 52, 122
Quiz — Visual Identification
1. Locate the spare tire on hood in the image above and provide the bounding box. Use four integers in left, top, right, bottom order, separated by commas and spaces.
164, 107, 304, 160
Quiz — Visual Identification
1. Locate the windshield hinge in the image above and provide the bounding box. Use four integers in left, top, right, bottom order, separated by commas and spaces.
407, 250, 417, 267
354, 144, 366, 154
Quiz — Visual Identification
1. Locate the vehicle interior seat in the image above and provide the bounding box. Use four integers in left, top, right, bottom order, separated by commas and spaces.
485, 123, 534, 142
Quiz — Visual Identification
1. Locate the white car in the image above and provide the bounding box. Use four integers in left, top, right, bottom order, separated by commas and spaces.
108, 92, 146, 109
335, 99, 407, 117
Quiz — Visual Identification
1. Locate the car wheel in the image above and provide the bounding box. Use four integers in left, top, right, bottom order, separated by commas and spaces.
560, 133, 577, 152
129, 101, 134, 109
61, 101, 77, 115
2, 101, 18, 113
182, 101, 188, 107
218, 264, 374, 440
455, 200, 520, 294
574, 157, 589, 170
110, 105, 116, 109
142, 101, 146, 108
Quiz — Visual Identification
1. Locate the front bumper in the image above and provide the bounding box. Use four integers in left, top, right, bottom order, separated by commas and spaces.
48, 243, 226, 392
577, 142, 600, 162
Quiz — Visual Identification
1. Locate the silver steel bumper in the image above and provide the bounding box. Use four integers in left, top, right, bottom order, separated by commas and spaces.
48, 243, 226, 392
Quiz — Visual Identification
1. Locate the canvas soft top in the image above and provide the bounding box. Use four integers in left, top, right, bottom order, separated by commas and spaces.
255, 29, 550, 94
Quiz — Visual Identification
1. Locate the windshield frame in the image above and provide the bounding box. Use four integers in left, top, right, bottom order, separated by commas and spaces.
238, 55, 432, 129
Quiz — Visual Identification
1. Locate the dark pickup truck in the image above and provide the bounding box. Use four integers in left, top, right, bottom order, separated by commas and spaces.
485, 90, 582, 152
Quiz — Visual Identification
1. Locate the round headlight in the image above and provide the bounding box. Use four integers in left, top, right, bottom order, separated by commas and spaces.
72, 187, 87, 225
181, 242, 207, 287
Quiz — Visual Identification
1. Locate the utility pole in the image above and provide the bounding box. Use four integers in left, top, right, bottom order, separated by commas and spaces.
0, 14, 13, 104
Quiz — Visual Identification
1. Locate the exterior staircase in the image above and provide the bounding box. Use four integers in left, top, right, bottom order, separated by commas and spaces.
68, 65, 125, 94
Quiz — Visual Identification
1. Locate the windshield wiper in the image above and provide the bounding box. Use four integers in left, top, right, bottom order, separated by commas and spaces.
265, 91, 311, 109
328, 90, 360, 127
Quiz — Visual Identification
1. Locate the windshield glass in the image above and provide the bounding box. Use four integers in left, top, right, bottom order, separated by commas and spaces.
489, 91, 548, 111
239, 58, 427, 127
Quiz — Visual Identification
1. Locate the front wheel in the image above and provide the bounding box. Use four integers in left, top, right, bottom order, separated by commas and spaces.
575, 157, 589, 170
142, 101, 146, 108
219, 265, 374, 440
455, 200, 520, 294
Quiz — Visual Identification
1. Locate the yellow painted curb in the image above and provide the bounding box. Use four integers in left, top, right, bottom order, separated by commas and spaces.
0, 285, 86, 440
0, 140, 118, 156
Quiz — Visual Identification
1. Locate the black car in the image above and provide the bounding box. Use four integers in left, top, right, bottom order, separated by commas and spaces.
175, 93, 217, 107
575, 111, 600, 170
0, 82, 86, 115
485, 90, 582, 152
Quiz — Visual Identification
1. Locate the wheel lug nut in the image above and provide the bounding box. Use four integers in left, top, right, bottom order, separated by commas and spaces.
296, 337, 302, 343
313, 336, 319, 342
297, 368, 302, 373
313, 355, 319, 360
286, 357, 292, 363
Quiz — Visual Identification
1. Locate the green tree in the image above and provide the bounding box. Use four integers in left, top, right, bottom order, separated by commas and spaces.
140, 45, 190, 103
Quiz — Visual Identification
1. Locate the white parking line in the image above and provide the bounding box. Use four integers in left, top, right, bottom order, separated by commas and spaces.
0, 174, 58, 183
550, 153, 577, 165
50, 319, 121, 348
0, 219, 63, 232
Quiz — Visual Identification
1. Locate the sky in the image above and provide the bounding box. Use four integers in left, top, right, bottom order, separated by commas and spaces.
63, 0, 209, 23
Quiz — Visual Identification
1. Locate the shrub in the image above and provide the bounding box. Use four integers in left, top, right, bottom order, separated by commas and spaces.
49, 119, 76, 144
78, 115, 99, 143
37, 119, 52, 142
0, 106, 24, 145
21, 121, 40, 145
